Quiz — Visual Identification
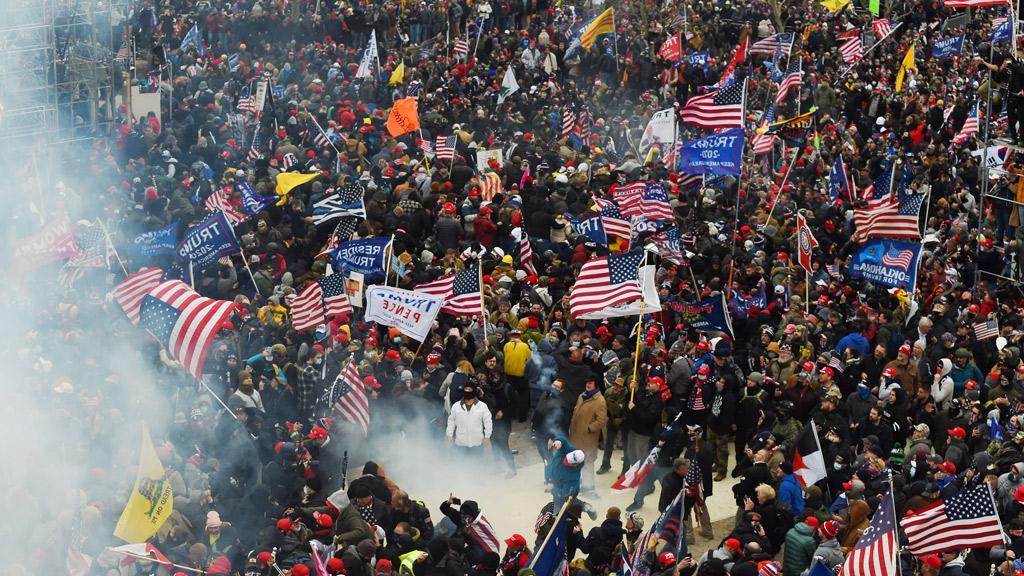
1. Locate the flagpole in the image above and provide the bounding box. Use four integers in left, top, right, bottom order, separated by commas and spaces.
478, 259, 488, 342
384, 234, 395, 286
761, 143, 804, 226
226, 212, 260, 289
726, 78, 750, 301
105, 549, 206, 574
95, 218, 130, 277
527, 496, 575, 569
188, 258, 195, 288
305, 107, 344, 159
629, 262, 646, 405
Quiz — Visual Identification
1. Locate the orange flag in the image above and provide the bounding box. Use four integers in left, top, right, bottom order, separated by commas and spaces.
386, 98, 420, 137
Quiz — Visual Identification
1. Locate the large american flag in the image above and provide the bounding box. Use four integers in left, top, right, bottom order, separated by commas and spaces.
774, 60, 802, 105
679, 81, 745, 130
872, 18, 892, 38
569, 251, 645, 318
139, 280, 236, 379
953, 103, 979, 144
112, 267, 165, 324
594, 198, 634, 239
247, 128, 264, 162
841, 489, 897, 576
751, 105, 778, 155
435, 135, 457, 161
453, 39, 470, 58
901, 485, 1005, 554
286, 274, 353, 332
480, 172, 503, 201
519, 232, 537, 276
973, 319, 1000, 340
330, 361, 369, 434
612, 182, 675, 221
561, 108, 577, 139
415, 269, 483, 316
467, 513, 500, 554
749, 32, 794, 56
944, 0, 1006, 8
205, 189, 247, 225
613, 445, 661, 490
854, 165, 922, 239
840, 36, 864, 64
237, 84, 256, 113
862, 163, 895, 209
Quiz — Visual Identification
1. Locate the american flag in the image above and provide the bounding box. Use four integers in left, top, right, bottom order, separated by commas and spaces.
881, 247, 915, 271
247, 128, 264, 162
774, 60, 802, 105
310, 119, 331, 148
862, 163, 895, 209
561, 108, 576, 139
953, 102, 979, 144
467, 513, 500, 554
973, 319, 999, 340
854, 165, 922, 239
872, 18, 892, 38
569, 251, 645, 318
205, 189, 247, 225
237, 84, 256, 113
520, 232, 537, 276
282, 152, 298, 171
139, 280, 236, 379
679, 81, 745, 130
330, 361, 369, 434
651, 226, 684, 263
415, 269, 483, 316
578, 107, 593, 140
613, 445, 661, 490
112, 267, 164, 324
944, 0, 1006, 8
828, 354, 846, 373
840, 36, 864, 64
901, 485, 1005, 554
454, 39, 470, 58
841, 489, 897, 576
480, 172, 503, 201
594, 198, 634, 239
435, 135, 457, 161
825, 264, 843, 279
286, 274, 353, 332
612, 182, 675, 221
751, 105, 778, 155
749, 32, 794, 56
417, 137, 433, 157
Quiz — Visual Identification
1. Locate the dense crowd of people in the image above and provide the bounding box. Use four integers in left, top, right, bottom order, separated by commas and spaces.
15, 0, 1024, 574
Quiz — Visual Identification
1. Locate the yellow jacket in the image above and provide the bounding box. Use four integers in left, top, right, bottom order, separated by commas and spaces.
502, 339, 532, 377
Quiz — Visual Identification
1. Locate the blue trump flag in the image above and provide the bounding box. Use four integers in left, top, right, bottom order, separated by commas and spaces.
679, 129, 744, 175
665, 294, 734, 338
931, 35, 964, 59
829, 155, 850, 202
807, 560, 834, 576
567, 213, 610, 245
176, 212, 240, 271
850, 238, 922, 292
530, 503, 569, 576
237, 180, 277, 215
133, 221, 179, 257
331, 237, 391, 280
688, 51, 709, 72
730, 282, 767, 320
994, 17, 1012, 44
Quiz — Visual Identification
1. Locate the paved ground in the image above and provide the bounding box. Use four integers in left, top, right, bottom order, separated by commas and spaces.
385, 421, 741, 560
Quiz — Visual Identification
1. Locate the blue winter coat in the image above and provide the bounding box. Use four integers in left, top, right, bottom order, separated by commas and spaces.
545, 435, 582, 497
777, 473, 805, 515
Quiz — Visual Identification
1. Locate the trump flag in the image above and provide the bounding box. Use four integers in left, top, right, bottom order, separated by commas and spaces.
850, 238, 922, 293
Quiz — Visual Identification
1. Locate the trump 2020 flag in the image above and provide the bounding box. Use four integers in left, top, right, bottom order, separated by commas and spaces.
132, 222, 179, 257
930, 34, 964, 59
793, 424, 827, 488
829, 155, 850, 202
679, 128, 744, 175
665, 294, 734, 338
529, 501, 570, 576
176, 212, 240, 271
639, 108, 677, 153
237, 179, 277, 215
850, 238, 922, 293
331, 237, 391, 281
114, 426, 173, 543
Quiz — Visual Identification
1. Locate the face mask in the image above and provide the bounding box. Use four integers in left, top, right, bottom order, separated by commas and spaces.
313, 357, 323, 366
303, 486, 314, 496
833, 462, 843, 471
463, 390, 476, 400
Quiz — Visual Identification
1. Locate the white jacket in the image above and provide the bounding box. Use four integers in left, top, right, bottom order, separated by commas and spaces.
446, 400, 493, 447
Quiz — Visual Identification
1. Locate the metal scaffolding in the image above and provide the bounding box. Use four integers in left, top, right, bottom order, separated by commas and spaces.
0, 0, 127, 147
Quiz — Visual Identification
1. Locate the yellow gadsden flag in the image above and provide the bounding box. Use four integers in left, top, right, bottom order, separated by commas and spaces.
274, 172, 320, 205
389, 61, 405, 86
896, 41, 916, 93
113, 427, 173, 543
386, 97, 420, 137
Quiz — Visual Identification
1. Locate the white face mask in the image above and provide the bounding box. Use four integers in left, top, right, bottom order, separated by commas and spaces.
833, 462, 842, 471
303, 486, 314, 496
